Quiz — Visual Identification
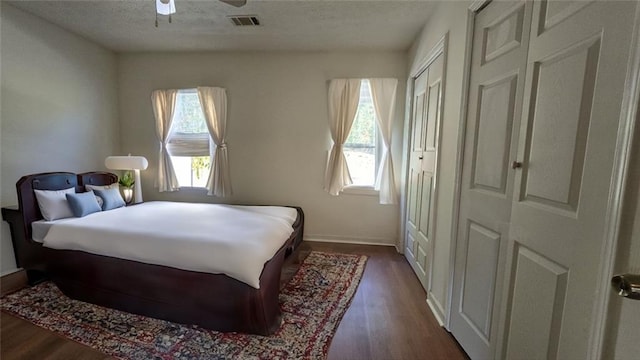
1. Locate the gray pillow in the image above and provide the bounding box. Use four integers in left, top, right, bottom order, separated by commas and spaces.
66, 191, 102, 217
94, 188, 126, 211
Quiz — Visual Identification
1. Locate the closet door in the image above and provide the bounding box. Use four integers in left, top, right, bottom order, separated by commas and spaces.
450, 1, 533, 359
502, 1, 637, 358
405, 52, 444, 294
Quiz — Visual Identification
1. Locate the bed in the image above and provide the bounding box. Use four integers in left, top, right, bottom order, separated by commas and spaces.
1, 171, 304, 335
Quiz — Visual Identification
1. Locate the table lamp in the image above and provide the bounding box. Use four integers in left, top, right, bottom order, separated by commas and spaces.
105, 155, 149, 203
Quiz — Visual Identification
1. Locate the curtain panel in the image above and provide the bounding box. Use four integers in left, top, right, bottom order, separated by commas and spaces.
197, 87, 232, 197
324, 79, 362, 196
369, 78, 399, 204
151, 89, 180, 192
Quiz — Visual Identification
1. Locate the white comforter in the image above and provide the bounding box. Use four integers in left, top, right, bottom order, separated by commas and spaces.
41, 201, 297, 288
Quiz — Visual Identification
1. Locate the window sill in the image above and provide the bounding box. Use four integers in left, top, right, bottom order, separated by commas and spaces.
342, 186, 379, 196
178, 186, 208, 191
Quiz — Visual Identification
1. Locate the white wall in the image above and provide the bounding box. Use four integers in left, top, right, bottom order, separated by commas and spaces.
117, 51, 406, 245
405, 1, 472, 322
0, 4, 119, 274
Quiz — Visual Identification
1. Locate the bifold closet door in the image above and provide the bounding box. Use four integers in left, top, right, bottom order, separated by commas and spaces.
451, 0, 639, 359
405, 53, 444, 293
449, 1, 533, 359
502, 1, 637, 358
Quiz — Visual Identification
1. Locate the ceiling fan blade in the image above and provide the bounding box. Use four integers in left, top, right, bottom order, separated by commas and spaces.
219, 0, 247, 7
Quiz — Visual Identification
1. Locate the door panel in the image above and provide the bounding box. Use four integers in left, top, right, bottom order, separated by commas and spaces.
472, 75, 518, 193
504, 245, 568, 360
425, 81, 441, 148
483, 4, 526, 64
418, 175, 432, 240
450, 1, 533, 359
520, 36, 600, 212
537, 0, 593, 35
460, 221, 501, 342
408, 167, 419, 226
502, 1, 637, 359
412, 87, 426, 153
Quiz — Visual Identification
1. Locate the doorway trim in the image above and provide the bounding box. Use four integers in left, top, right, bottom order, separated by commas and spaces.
589, 3, 640, 359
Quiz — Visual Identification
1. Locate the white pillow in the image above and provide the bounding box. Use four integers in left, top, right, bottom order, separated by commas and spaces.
34, 187, 76, 221
85, 183, 119, 191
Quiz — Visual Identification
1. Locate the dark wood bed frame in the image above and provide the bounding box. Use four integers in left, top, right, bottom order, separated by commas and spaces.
1, 171, 304, 335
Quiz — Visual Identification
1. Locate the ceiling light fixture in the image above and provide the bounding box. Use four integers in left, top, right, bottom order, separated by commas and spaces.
155, 0, 176, 27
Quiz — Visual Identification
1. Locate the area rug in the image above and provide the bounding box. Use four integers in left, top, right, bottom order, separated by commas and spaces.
1, 251, 367, 360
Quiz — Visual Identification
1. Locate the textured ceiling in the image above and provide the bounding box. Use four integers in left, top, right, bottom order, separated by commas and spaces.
6, 0, 436, 52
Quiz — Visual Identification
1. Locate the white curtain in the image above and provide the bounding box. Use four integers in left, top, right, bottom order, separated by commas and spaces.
151, 89, 179, 192
369, 78, 399, 204
197, 87, 232, 197
324, 79, 362, 196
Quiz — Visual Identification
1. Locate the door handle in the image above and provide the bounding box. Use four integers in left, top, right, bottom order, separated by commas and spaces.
611, 274, 640, 300
512, 161, 523, 169
419, 156, 424, 160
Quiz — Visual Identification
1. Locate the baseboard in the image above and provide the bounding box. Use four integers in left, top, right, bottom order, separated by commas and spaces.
304, 234, 396, 247
427, 298, 446, 327
1, 268, 27, 297
1, 268, 22, 277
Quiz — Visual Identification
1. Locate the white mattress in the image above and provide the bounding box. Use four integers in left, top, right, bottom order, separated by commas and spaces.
36, 201, 297, 288
32, 220, 54, 243
32, 218, 76, 243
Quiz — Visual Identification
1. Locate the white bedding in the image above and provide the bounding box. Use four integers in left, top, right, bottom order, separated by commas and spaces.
38, 201, 297, 288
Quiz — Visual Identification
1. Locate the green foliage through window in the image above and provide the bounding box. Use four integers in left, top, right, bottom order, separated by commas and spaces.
344, 80, 378, 186
173, 93, 208, 134
345, 81, 376, 149
192, 156, 210, 180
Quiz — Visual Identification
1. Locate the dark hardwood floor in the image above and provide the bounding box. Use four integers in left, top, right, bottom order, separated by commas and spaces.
1, 241, 468, 360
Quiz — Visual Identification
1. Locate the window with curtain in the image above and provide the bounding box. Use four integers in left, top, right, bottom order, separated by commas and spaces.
344, 79, 381, 188
325, 77, 397, 203
168, 89, 211, 188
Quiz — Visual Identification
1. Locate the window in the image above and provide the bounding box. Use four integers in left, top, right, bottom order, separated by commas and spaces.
169, 90, 211, 188
344, 80, 380, 188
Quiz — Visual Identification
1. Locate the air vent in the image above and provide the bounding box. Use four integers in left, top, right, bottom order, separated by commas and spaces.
228, 15, 260, 26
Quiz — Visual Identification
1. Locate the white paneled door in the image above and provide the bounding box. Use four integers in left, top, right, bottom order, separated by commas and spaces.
450, 1, 533, 358
405, 48, 444, 302
503, 1, 636, 358
451, 1, 638, 359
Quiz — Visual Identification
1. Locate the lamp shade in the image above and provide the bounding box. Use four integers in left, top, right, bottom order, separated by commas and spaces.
156, 0, 176, 15
105, 156, 148, 170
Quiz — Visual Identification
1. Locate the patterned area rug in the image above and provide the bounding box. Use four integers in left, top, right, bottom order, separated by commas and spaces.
1, 251, 367, 360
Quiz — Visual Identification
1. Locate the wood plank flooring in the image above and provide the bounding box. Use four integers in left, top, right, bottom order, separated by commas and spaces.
1, 241, 468, 360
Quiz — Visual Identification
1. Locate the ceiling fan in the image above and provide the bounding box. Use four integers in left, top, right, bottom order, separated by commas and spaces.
156, 0, 247, 13
155, 0, 247, 26
219, 0, 247, 7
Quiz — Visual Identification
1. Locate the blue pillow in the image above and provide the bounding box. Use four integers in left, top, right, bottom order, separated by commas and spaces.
94, 188, 126, 211
66, 191, 102, 217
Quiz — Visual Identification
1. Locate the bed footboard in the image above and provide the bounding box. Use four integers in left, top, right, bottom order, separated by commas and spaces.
46, 244, 287, 335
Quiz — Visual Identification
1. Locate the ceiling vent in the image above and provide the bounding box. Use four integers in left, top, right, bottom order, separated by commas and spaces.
228, 15, 261, 26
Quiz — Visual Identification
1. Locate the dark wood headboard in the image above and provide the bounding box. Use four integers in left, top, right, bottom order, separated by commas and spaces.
4, 171, 117, 275
79, 171, 119, 189
15, 171, 118, 239
16, 172, 79, 240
